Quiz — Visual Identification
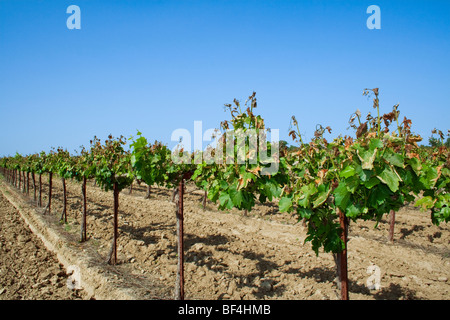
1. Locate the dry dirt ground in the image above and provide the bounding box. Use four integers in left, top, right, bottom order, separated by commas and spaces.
0, 174, 449, 300
0, 189, 88, 300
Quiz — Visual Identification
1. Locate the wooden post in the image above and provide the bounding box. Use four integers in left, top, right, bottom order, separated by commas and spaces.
48, 172, 53, 214
144, 185, 151, 199
81, 176, 87, 242
43, 172, 53, 215
175, 178, 185, 300
113, 181, 119, 264
388, 209, 395, 243
203, 190, 207, 210
38, 174, 42, 207
26, 172, 30, 195
108, 181, 120, 265
32, 172, 36, 202
60, 178, 67, 223
337, 208, 349, 300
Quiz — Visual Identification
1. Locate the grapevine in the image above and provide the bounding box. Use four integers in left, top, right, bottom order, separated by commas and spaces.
0, 89, 448, 300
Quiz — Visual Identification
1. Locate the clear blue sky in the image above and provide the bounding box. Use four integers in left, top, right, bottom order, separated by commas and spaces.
1, 0, 449, 156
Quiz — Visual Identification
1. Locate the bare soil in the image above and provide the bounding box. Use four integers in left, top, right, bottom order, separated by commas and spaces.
1, 175, 449, 300
0, 190, 88, 300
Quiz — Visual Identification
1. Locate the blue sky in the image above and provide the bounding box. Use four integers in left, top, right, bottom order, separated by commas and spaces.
0, 0, 449, 156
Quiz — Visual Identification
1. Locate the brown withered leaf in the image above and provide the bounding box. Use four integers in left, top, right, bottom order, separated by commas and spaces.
317, 169, 328, 179
289, 130, 297, 140
333, 146, 340, 157
247, 166, 261, 176
344, 136, 354, 149
283, 186, 292, 195
403, 117, 412, 130
406, 135, 423, 145
331, 179, 339, 190
406, 152, 420, 159
383, 112, 396, 122
356, 122, 368, 138
291, 116, 298, 126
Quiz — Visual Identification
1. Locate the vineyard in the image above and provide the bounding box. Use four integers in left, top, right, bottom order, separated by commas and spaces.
0, 90, 449, 300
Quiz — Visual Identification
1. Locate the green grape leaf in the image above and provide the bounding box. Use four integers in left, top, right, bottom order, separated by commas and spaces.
383, 149, 405, 168
345, 203, 361, 219
279, 196, 293, 213
229, 188, 243, 207
377, 167, 400, 192
297, 207, 313, 219
357, 148, 377, 170
218, 192, 233, 210
369, 138, 383, 150
414, 196, 435, 210
313, 186, 331, 208
340, 165, 356, 178
407, 157, 422, 176
364, 176, 380, 189
333, 181, 351, 210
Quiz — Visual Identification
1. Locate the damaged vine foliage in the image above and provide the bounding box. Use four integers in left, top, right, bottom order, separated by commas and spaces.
280, 88, 449, 255
130, 134, 174, 188
0, 89, 448, 291
130, 132, 195, 189
89, 135, 134, 265
192, 92, 289, 212
89, 135, 134, 192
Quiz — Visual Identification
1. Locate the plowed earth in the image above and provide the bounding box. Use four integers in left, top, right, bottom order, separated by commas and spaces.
0, 189, 88, 300
1, 175, 449, 300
